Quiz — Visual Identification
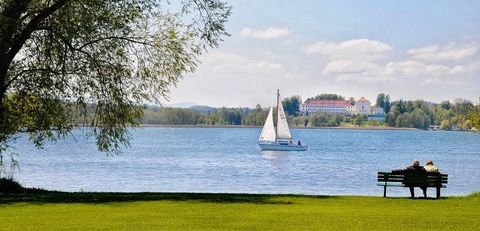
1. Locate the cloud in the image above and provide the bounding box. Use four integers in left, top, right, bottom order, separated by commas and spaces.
450, 61, 480, 75
305, 39, 479, 84
240, 27, 291, 39
171, 52, 310, 107
304, 39, 393, 60
323, 59, 382, 75
305, 39, 392, 80
201, 53, 284, 75
335, 73, 392, 82
408, 43, 478, 61
385, 60, 451, 77
330, 60, 460, 83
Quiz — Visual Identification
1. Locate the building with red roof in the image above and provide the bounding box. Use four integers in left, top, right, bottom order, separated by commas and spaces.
355, 97, 371, 115
300, 97, 373, 116
300, 99, 351, 115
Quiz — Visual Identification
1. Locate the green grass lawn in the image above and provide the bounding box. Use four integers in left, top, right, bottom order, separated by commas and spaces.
0, 192, 478, 230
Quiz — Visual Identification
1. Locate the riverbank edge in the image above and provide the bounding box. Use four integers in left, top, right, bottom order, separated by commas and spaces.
137, 124, 420, 131
1, 191, 478, 204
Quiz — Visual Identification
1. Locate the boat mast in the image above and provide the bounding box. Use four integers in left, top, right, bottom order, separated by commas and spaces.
275, 89, 279, 142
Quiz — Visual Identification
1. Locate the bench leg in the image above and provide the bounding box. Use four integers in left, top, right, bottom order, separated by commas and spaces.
436, 187, 440, 198
383, 185, 387, 197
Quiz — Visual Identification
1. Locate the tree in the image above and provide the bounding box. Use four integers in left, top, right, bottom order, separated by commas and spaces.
410, 108, 430, 130
385, 110, 399, 127
244, 106, 268, 126
0, 1, 231, 161
396, 112, 413, 128
440, 119, 451, 130
468, 100, 480, 131
282, 95, 302, 116
439, 101, 451, 110
307, 94, 345, 101
376, 93, 392, 113
353, 116, 364, 127
376, 93, 385, 109
384, 94, 391, 113
348, 97, 355, 105
394, 100, 407, 114
292, 116, 308, 127
451, 99, 473, 115
309, 112, 342, 127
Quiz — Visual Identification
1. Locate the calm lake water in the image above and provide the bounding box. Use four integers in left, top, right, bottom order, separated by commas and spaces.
9, 128, 480, 196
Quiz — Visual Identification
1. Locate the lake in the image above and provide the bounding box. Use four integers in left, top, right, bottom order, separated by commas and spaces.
8, 127, 480, 196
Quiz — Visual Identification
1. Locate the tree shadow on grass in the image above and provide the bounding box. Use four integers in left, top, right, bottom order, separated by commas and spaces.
0, 190, 335, 205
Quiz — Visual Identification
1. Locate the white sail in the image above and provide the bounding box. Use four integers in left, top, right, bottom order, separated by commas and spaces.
258, 90, 307, 151
276, 93, 292, 140
259, 106, 276, 142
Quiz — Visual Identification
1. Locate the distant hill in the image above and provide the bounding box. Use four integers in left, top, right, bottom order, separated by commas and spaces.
143, 104, 216, 112
167, 102, 196, 108
189, 105, 216, 113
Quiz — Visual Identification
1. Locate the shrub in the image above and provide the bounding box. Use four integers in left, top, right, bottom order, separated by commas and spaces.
0, 177, 25, 193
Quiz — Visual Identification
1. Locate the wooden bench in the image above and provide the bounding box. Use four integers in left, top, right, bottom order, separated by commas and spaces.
377, 172, 448, 198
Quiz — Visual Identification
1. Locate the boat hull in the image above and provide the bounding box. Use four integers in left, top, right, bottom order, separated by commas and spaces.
258, 142, 308, 151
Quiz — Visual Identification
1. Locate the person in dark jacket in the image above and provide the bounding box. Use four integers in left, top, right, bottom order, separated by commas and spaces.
393, 160, 427, 198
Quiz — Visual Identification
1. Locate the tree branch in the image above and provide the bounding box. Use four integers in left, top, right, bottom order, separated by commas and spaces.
4, 68, 61, 90
6, 0, 71, 64
77, 36, 151, 51
0, 0, 33, 55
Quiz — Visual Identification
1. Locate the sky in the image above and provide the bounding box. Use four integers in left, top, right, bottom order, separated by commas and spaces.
168, 0, 480, 108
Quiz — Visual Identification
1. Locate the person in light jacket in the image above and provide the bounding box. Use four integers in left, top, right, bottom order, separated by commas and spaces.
424, 160, 439, 173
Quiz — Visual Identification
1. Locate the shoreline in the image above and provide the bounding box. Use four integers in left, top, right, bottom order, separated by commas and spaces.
2, 190, 477, 201
138, 124, 420, 131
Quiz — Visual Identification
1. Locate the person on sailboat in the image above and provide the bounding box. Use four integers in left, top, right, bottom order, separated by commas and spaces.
297, 140, 301, 145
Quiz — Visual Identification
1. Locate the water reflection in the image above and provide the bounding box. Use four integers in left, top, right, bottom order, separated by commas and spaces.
260, 150, 288, 159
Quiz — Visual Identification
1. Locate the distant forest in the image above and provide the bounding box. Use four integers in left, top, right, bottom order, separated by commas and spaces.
74, 93, 480, 131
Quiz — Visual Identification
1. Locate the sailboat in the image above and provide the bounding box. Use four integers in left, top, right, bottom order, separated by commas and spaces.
258, 90, 308, 151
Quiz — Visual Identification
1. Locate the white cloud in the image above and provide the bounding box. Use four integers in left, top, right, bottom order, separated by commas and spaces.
306, 39, 393, 81
170, 52, 308, 107
322, 59, 382, 75
240, 27, 291, 39
201, 53, 284, 75
305, 39, 479, 84
330, 60, 458, 83
384, 60, 480, 79
450, 61, 480, 75
304, 39, 392, 60
335, 73, 392, 82
385, 60, 452, 77
408, 43, 478, 61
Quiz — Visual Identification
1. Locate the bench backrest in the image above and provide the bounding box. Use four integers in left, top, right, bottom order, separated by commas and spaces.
377, 172, 448, 186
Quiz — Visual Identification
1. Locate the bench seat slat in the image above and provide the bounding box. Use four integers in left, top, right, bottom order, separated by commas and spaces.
376, 183, 447, 188
377, 179, 405, 182
377, 179, 448, 182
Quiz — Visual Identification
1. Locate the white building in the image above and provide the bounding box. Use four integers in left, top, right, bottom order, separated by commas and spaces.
347, 104, 355, 114
368, 106, 386, 121
354, 97, 371, 115
300, 100, 351, 115
372, 106, 385, 115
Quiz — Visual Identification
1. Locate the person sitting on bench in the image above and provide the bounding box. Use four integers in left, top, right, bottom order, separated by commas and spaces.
424, 160, 439, 173
392, 160, 427, 198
